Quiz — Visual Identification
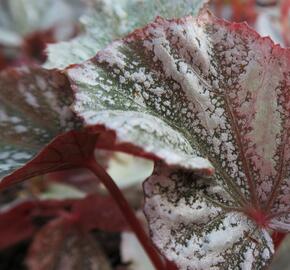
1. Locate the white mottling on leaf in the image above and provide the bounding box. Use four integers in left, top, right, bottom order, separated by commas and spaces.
67, 11, 290, 269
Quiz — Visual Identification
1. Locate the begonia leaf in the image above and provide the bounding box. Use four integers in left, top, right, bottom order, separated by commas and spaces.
1, 4, 290, 268
26, 217, 112, 270
0, 61, 212, 189
67, 11, 290, 269
0, 0, 84, 46
0, 1, 211, 194
0, 67, 84, 188
45, 0, 208, 69
0, 199, 74, 250
144, 163, 274, 269
0, 193, 127, 250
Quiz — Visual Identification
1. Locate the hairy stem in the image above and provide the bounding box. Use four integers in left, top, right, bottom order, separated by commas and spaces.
84, 158, 165, 270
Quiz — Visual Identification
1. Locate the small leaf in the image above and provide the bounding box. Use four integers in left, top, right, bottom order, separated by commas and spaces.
0, 193, 127, 250
26, 217, 112, 270
45, 0, 208, 69
0, 199, 74, 250
0, 201, 36, 250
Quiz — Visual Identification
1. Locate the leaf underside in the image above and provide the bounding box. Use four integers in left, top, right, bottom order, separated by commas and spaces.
0, 199, 73, 250
67, 11, 290, 269
26, 218, 112, 270
45, 0, 208, 69
0, 194, 127, 251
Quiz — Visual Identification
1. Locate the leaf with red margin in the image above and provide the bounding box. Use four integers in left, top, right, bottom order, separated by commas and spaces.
0, 199, 74, 250
0, 194, 128, 251
0, 0, 212, 190
1, 7, 290, 269
144, 162, 274, 269
0, 66, 86, 188
26, 217, 112, 270
66, 10, 290, 269
0, 67, 117, 189
0, 63, 212, 190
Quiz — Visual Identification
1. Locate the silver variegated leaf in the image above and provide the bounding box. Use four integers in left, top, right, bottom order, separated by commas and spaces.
144, 162, 274, 269
0, 67, 81, 180
0, 0, 85, 46
67, 11, 290, 269
45, 0, 208, 69
0, 63, 211, 188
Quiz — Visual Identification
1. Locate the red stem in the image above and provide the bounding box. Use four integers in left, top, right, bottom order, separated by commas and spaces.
84, 158, 165, 270
272, 232, 287, 251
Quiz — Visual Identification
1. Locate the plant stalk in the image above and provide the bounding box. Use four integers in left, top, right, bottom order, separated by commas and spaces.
84, 158, 165, 270
272, 232, 287, 251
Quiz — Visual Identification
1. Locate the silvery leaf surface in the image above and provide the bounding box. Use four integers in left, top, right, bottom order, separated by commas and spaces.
67, 10, 290, 269
45, 0, 208, 69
